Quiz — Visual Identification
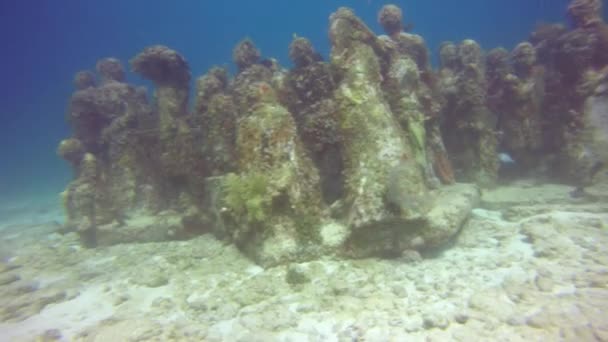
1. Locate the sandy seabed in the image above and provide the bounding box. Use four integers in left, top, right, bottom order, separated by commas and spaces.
0, 181, 607, 342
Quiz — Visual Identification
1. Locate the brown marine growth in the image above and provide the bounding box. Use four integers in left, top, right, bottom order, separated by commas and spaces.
438, 39, 499, 186
73, 71, 96, 90
96, 57, 126, 83
284, 36, 344, 203
568, 0, 604, 28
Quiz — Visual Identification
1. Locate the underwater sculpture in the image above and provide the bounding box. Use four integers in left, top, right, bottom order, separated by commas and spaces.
485, 42, 545, 174
434, 0, 608, 185
58, 1, 606, 265
377, 4, 453, 186
523, 0, 608, 185
437, 40, 500, 185
283, 36, 344, 204
321, 7, 478, 258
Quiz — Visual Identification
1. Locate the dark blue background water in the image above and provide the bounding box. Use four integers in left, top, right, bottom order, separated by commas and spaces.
0, 0, 591, 204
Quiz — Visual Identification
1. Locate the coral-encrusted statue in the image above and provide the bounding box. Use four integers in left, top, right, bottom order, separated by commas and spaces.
214, 38, 327, 265
57, 0, 608, 265
568, 0, 604, 28
327, 7, 477, 258
283, 36, 344, 204
131, 46, 207, 199
377, 4, 454, 186
194, 66, 236, 176
438, 39, 499, 186
61, 59, 156, 246
55, 5, 559, 266
487, 43, 545, 174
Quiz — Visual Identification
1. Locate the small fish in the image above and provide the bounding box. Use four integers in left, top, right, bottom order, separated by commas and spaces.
498, 152, 516, 164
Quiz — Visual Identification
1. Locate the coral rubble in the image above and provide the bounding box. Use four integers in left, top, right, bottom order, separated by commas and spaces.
57, 0, 607, 265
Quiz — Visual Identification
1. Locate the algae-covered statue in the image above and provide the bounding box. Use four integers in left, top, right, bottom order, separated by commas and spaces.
437, 39, 500, 186
57, 0, 606, 266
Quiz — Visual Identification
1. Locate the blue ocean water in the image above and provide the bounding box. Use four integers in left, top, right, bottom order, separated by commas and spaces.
0, 0, 596, 205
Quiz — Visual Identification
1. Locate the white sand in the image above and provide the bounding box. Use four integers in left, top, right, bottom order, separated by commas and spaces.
0, 183, 606, 341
